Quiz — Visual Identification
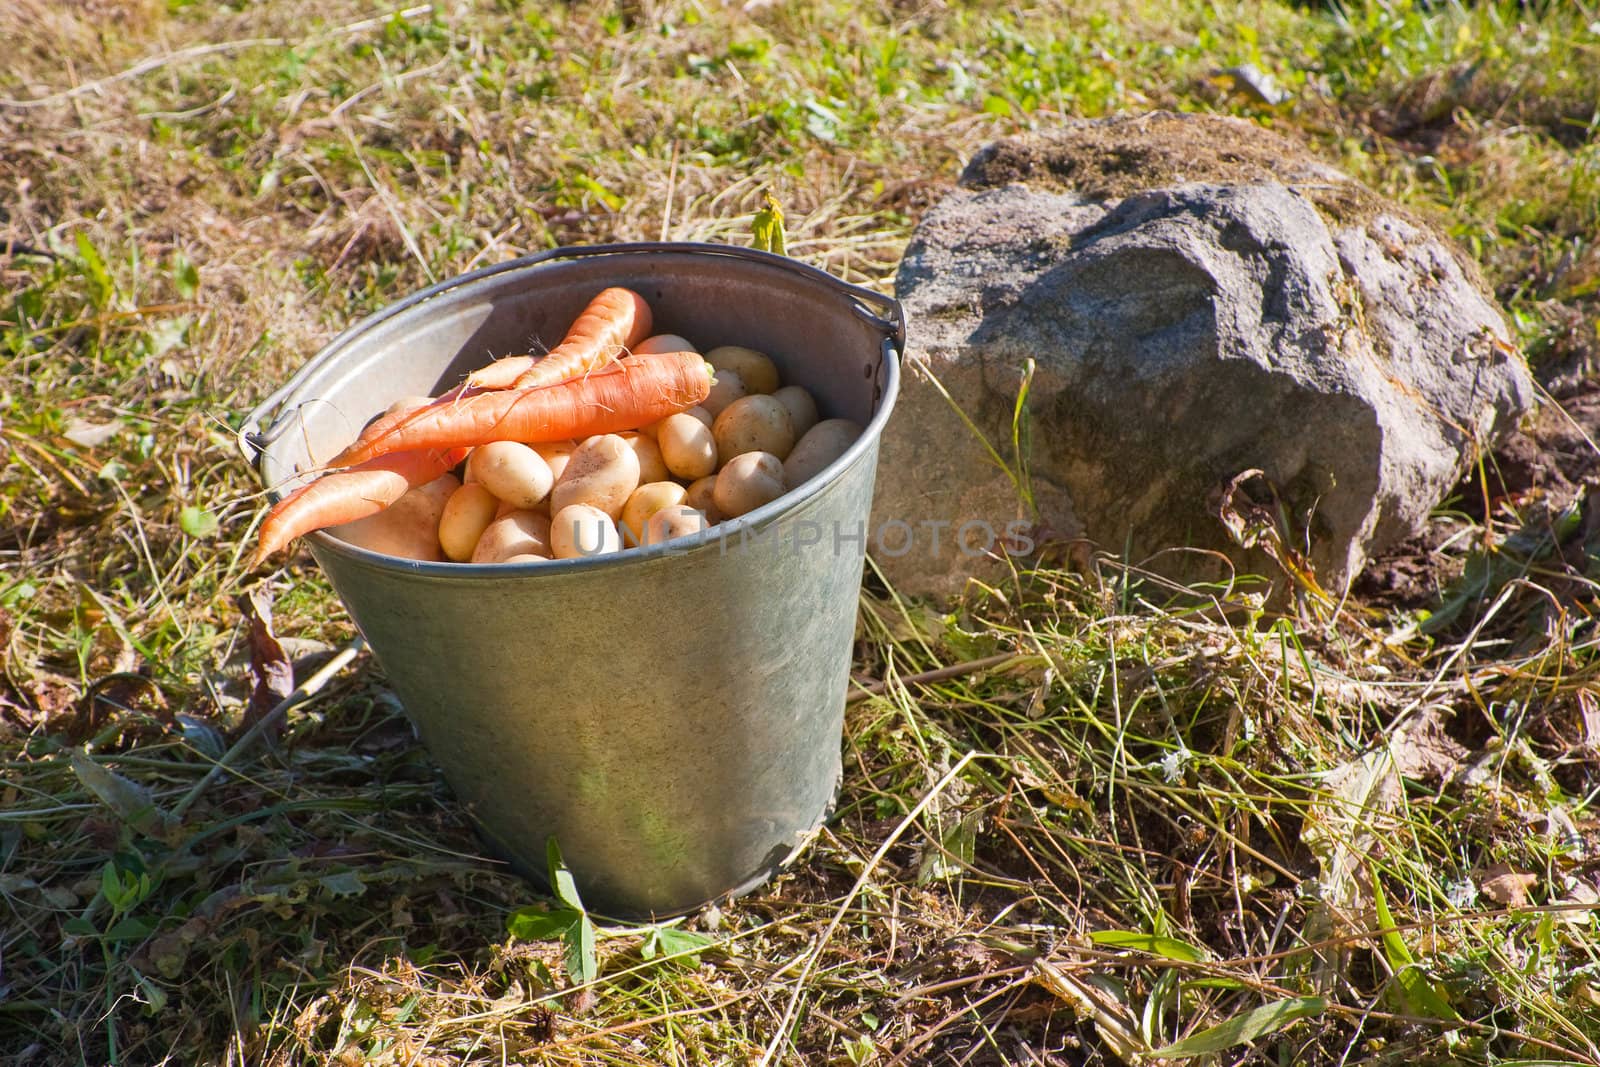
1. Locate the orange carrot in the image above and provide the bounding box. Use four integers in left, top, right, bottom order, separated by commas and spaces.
252, 445, 469, 566
502, 286, 653, 390
331, 381, 491, 467
333, 288, 653, 466
337, 351, 711, 465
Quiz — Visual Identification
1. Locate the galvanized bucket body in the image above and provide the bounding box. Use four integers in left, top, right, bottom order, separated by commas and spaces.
246, 244, 902, 918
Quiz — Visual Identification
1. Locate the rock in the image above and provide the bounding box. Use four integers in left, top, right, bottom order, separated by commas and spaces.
874, 112, 1534, 598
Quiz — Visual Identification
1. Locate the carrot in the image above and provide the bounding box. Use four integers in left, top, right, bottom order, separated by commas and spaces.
337, 351, 712, 466
332, 287, 653, 467
502, 286, 653, 390
331, 381, 490, 467
252, 445, 469, 566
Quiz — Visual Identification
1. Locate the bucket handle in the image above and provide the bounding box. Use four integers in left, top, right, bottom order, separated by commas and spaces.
508, 242, 908, 356
239, 241, 906, 464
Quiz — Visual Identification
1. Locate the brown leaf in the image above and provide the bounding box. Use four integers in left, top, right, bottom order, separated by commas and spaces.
1480, 863, 1538, 907
1031, 959, 1147, 1065
1558, 878, 1600, 927
567, 985, 597, 1015
237, 590, 293, 732
1578, 689, 1600, 754
1212, 468, 1332, 604
10, 670, 80, 731
1389, 706, 1470, 783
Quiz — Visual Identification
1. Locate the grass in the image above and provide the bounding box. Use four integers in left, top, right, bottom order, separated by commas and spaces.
3, 0, 1599, 1063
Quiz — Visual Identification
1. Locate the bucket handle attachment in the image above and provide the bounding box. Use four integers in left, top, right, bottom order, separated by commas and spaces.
239, 241, 905, 465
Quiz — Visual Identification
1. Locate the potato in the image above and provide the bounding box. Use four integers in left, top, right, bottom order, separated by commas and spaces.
641, 404, 713, 438
633, 333, 699, 355
657, 412, 719, 481
702, 368, 747, 418
619, 432, 670, 484
467, 441, 554, 510
502, 553, 549, 564
529, 440, 576, 516
784, 419, 863, 488
705, 345, 780, 394
439, 482, 500, 561
550, 503, 622, 559
533, 439, 579, 482
471, 509, 553, 563
621, 481, 689, 547
713, 394, 795, 462
684, 475, 724, 523
330, 472, 457, 561
550, 434, 641, 520
713, 451, 786, 518
644, 504, 711, 546
771, 385, 819, 439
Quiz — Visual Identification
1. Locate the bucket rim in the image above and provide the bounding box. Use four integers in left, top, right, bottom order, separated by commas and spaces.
246, 241, 903, 577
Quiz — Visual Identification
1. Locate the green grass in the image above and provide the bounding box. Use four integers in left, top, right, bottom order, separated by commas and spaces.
3, 0, 1600, 1063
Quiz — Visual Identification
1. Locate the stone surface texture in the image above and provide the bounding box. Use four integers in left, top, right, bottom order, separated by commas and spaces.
875, 112, 1534, 598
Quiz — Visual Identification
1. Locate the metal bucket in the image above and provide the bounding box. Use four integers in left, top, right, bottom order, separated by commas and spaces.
243, 243, 903, 918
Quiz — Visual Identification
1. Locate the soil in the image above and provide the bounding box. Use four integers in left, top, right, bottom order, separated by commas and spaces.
1355, 373, 1600, 611
956, 110, 1499, 293
959, 110, 1401, 231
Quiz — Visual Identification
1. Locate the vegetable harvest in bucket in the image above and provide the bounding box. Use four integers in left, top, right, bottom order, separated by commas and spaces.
333, 351, 712, 466
252, 286, 862, 566
330, 286, 656, 465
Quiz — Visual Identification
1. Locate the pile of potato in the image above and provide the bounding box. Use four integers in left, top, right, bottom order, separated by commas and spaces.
329, 338, 863, 563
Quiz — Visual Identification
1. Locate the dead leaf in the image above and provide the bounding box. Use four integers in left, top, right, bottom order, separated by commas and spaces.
1212, 468, 1332, 605
1303, 749, 1402, 993
1389, 706, 1469, 783
1479, 863, 1538, 907
567, 985, 597, 1015
1579, 689, 1600, 754
1532, 806, 1584, 860
13, 670, 80, 730
1031, 958, 1149, 1065
1573, 980, 1600, 1009
62, 418, 120, 448
237, 590, 293, 732
1559, 879, 1600, 927
1307, 750, 1402, 898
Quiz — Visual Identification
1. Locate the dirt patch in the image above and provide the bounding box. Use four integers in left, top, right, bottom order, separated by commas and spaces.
959, 110, 1402, 231
1534, 301, 1600, 395
1355, 373, 1600, 612
1476, 382, 1600, 511
1351, 525, 1467, 611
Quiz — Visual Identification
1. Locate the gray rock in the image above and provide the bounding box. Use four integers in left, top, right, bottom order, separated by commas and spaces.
874, 113, 1533, 598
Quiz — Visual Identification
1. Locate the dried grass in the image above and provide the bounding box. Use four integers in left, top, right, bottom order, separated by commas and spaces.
4, 1, 1600, 1064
